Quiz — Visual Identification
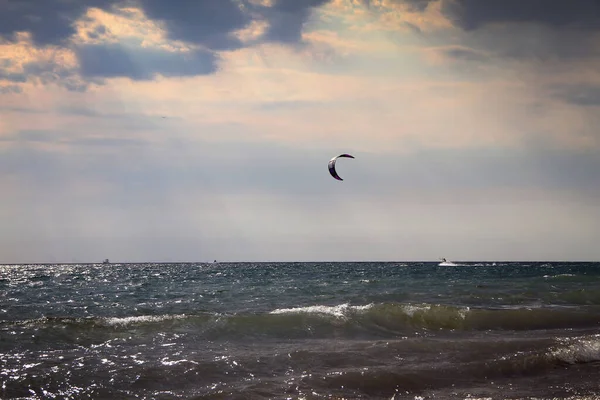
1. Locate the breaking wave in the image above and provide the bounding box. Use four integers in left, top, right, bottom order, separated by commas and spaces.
3, 302, 600, 346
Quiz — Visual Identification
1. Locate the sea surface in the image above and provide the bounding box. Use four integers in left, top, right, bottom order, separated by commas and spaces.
1, 261, 600, 399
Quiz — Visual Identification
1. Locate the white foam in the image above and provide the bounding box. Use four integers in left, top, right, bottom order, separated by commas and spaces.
160, 358, 198, 366
104, 314, 186, 326
270, 303, 373, 318
401, 304, 470, 319
543, 274, 576, 279
401, 304, 431, 317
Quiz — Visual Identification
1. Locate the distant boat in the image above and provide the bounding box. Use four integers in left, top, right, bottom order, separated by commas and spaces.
102, 259, 110, 265
438, 258, 458, 266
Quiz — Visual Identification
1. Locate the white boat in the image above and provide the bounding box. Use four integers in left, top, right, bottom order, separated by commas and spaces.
438, 258, 458, 266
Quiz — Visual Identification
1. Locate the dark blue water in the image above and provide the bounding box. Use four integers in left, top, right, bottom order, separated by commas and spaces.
1, 261, 600, 399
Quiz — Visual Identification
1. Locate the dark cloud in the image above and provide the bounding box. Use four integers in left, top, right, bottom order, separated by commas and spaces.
1, 43, 215, 90
0, 0, 118, 46
432, 0, 600, 64
0, 0, 336, 85
552, 84, 600, 106
23, 60, 74, 80
0, 58, 27, 83
136, 0, 333, 48
442, 47, 488, 62
360, 0, 435, 12
259, 0, 331, 44
19, 60, 91, 91
467, 27, 600, 60
136, 0, 249, 51
86, 25, 108, 40
75, 43, 218, 80
0, 36, 87, 91
403, 21, 423, 34
0, 70, 27, 83
350, 0, 600, 62
0, 0, 334, 49
441, 0, 600, 31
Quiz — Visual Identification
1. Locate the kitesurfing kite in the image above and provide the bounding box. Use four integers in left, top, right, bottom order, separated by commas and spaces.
328, 154, 354, 181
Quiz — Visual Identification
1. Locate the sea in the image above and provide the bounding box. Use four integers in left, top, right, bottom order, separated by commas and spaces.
1, 261, 599, 400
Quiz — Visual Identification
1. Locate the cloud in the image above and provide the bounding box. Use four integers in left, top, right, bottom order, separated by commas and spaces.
0, 32, 87, 91
0, 67, 27, 83
0, 84, 22, 94
75, 43, 218, 80
436, 0, 600, 64
455, 24, 600, 63
5, 0, 598, 94
397, 0, 436, 12
420, 44, 491, 78
441, 46, 488, 62
0, 0, 119, 46
0, 0, 342, 88
338, 0, 451, 33
259, 0, 331, 45
135, 0, 251, 50
440, 0, 600, 31
0, 0, 338, 50
362, 0, 436, 12
341, 1, 600, 64
2, 0, 600, 261
136, 0, 336, 48
551, 84, 600, 107
23, 59, 90, 91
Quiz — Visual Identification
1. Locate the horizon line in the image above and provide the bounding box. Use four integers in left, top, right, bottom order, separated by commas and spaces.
1, 260, 599, 265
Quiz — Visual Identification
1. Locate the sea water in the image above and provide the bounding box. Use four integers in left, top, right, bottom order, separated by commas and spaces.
1, 261, 599, 399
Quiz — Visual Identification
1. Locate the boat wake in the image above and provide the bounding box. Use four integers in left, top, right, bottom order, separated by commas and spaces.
438, 258, 459, 266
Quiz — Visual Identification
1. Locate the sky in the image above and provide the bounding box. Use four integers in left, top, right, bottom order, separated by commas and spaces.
1, 0, 600, 263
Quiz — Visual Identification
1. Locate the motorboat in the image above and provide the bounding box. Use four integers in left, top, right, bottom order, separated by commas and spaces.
438, 258, 458, 266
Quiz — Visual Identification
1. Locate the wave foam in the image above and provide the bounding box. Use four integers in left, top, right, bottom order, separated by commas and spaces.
270, 303, 373, 318
104, 314, 187, 326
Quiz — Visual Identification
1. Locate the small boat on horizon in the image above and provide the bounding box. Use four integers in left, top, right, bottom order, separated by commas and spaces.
438, 258, 458, 266
102, 259, 110, 265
